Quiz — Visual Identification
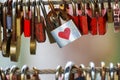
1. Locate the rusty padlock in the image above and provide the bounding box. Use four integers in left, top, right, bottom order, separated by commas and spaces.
35, 0, 46, 43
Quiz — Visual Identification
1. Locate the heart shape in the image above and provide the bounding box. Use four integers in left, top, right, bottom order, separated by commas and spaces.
58, 28, 71, 40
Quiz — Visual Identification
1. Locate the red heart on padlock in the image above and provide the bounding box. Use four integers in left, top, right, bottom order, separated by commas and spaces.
58, 28, 71, 40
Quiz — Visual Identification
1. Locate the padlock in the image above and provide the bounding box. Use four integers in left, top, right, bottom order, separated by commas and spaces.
78, 0, 89, 35
30, 0, 36, 55
47, 0, 81, 48
35, 0, 46, 43
55, 66, 64, 80
107, 0, 113, 23
1, 2, 10, 57
70, 0, 79, 29
10, 0, 18, 61
100, 62, 107, 80
39, 0, 56, 43
113, 0, 120, 32
89, 0, 98, 35
89, 62, 96, 80
109, 63, 115, 80
64, 61, 81, 80
23, 0, 31, 37
16, 0, 22, 37
98, 0, 106, 35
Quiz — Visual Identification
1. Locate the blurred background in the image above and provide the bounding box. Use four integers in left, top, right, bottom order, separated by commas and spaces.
0, 0, 120, 80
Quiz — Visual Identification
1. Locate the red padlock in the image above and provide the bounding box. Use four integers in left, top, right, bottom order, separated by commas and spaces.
98, 17, 106, 35
90, 17, 97, 35
35, 0, 46, 42
89, 1, 98, 35
98, 1, 106, 35
24, 18, 31, 37
71, 0, 79, 28
78, 1, 88, 35
23, 0, 31, 37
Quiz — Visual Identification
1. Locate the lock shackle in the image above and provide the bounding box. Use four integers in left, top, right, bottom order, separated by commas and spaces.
79, 0, 86, 15
90, 0, 99, 17
71, 0, 77, 16
62, 0, 69, 11
108, 0, 112, 9
98, 0, 102, 16
90, 0, 95, 17
48, 0, 57, 17
100, 62, 107, 80
36, 0, 41, 23
25, 0, 30, 19
86, 0, 90, 10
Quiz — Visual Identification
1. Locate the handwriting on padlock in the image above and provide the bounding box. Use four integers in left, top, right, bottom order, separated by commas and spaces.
58, 28, 70, 40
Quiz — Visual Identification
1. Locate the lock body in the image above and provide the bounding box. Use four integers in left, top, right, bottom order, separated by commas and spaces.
90, 17, 97, 35
79, 16, 88, 35
98, 16, 106, 35
51, 20, 81, 48
24, 19, 31, 37
35, 22, 46, 42
107, 9, 113, 23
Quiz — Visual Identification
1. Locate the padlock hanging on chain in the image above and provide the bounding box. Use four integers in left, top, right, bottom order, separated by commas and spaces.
107, 0, 114, 23
16, 0, 22, 37
70, 0, 79, 29
35, 0, 46, 43
113, 0, 120, 32
78, 0, 89, 35
30, 0, 36, 55
98, 0, 106, 35
47, 0, 81, 48
88, 0, 98, 35
23, 0, 31, 37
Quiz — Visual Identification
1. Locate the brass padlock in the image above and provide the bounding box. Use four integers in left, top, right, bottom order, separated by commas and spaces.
30, 0, 36, 55
107, 0, 113, 23
10, 0, 18, 61
16, 0, 22, 37
1, 2, 10, 57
